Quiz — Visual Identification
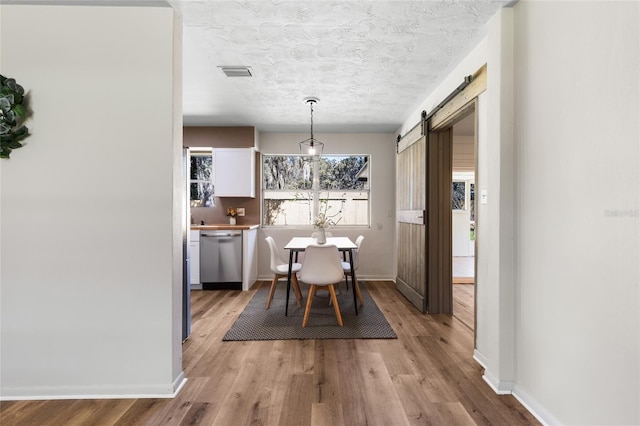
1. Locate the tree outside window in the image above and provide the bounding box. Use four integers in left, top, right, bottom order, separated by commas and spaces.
452, 181, 466, 210
190, 150, 213, 207
262, 155, 369, 227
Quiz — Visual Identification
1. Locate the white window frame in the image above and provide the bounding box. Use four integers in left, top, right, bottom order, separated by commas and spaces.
190, 148, 214, 207
261, 154, 370, 228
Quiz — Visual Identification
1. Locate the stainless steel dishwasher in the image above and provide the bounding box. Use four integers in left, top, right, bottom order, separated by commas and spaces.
200, 230, 242, 289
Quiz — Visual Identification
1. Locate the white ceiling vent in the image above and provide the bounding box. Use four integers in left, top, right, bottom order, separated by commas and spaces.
219, 66, 253, 77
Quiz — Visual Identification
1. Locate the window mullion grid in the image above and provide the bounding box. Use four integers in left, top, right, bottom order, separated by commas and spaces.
312, 154, 321, 220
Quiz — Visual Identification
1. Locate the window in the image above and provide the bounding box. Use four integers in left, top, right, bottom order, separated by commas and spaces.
470, 183, 475, 221
190, 149, 213, 207
452, 173, 475, 218
452, 181, 466, 210
262, 155, 369, 227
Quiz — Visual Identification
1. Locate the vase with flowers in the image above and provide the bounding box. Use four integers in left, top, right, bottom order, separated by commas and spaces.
227, 207, 238, 225
313, 213, 334, 244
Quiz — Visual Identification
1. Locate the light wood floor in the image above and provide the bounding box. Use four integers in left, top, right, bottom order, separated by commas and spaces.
453, 283, 474, 331
1, 281, 538, 425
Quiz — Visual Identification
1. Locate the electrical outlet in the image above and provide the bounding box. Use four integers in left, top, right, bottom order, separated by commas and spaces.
236, 207, 245, 217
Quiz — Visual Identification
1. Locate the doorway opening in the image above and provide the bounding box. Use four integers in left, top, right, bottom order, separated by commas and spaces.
451, 112, 476, 331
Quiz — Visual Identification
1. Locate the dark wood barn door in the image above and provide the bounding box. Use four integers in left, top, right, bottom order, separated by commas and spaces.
396, 126, 427, 311
396, 119, 453, 314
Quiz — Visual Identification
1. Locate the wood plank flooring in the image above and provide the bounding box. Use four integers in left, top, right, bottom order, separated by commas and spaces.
0, 281, 538, 426
453, 283, 475, 331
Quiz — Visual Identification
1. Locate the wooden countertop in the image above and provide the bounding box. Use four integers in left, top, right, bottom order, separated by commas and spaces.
190, 224, 259, 231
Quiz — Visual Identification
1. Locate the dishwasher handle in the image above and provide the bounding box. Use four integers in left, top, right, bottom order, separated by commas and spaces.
201, 232, 242, 238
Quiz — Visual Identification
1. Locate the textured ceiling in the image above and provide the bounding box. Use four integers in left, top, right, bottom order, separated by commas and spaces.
170, 0, 509, 132
6, 0, 508, 132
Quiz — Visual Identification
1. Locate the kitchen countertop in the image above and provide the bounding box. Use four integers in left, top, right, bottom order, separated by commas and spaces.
190, 224, 259, 231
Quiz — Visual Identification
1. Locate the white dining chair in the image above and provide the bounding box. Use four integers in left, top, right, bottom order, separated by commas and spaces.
342, 235, 365, 306
298, 244, 345, 327
265, 236, 302, 310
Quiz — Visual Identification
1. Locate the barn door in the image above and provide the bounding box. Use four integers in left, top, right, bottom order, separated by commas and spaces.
396, 124, 453, 313
396, 126, 427, 312
425, 128, 453, 313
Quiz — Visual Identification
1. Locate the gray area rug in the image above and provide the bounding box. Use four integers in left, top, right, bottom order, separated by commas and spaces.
223, 283, 397, 341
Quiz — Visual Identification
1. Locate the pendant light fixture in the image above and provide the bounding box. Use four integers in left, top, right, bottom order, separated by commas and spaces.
299, 97, 324, 155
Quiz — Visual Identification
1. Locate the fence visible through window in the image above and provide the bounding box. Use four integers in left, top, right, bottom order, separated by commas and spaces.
263, 155, 370, 227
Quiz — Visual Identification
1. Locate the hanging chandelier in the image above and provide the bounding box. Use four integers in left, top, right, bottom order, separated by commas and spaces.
299, 97, 324, 155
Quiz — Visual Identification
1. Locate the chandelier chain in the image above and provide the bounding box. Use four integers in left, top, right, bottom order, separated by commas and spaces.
309, 100, 315, 144
300, 97, 323, 154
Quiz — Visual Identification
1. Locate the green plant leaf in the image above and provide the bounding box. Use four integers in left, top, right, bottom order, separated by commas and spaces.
12, 104, 26, 117
0, 146, 12, 158
0, 97, 10, 112
4, 110, 15, 124
13, 126, 28, 138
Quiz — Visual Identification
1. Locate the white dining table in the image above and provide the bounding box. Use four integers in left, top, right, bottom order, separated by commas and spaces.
284, 237, 359, 316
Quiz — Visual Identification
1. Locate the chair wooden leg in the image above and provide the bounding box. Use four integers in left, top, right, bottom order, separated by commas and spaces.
328, 284, 343, 326
265, 275, 280, 309
302, 285, 317, 327
292, 274, 302, 308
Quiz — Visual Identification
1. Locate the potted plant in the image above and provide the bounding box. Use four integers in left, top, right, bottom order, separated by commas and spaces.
227, 207, 238, 225
0, 74, 30, 159
313, 213, 334, 244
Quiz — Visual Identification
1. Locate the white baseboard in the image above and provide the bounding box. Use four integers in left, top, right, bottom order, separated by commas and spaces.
472, 350, 514, 394
512, 385, 558, 426
473, 350, 553, 425
473, 349, 488, 369
173, 372, 187, 395
481, 371, 514, 395
0, 375, 187, 402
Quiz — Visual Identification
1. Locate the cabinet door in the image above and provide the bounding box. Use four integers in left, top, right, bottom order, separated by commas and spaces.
213, 148, 255, 197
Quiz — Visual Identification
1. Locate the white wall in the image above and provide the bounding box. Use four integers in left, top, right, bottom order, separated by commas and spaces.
257, 132, 396, 281
452, 135, 475, 172
170, 9, 185, 391
452, 210, 472, 256
512, 2, 639, 424
400, 2, 640, 424
0, 5, 184, 399
478, 6, 517, 394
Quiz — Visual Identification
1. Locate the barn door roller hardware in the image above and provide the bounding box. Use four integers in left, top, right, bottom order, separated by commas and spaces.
396, 74, 472, 153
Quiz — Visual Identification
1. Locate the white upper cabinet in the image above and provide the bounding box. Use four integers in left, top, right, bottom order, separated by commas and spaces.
213, 148, 255, 197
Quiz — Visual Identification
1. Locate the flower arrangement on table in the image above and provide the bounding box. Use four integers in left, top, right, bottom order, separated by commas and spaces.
313, 213, 334, 229
312, 213, 335, 244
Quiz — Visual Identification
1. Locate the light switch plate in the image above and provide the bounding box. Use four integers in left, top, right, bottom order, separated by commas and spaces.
480, 190, 488, 205
236, 207, 245, 216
